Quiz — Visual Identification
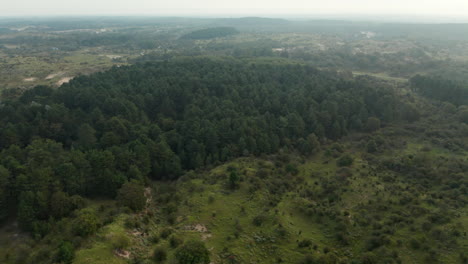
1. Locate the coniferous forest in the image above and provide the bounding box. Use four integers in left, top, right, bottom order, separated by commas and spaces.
0, 17, 466, 264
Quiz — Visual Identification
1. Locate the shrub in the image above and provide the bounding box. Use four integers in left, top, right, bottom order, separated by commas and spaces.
409, 238, 420, 250
159, 228, 172, 239
286, 164, 299, 175
337, 154, 354, 167
56, 241, 74, 264
208, 195, 215, 204
252, 214, 267, 226
112, 233, 130, 250
300, 254, 317, 264
228, 171, 239, 189
169, 235, 184, 248
153, 246, 167, 263
73, 208, 99, 237
298, 239, 312, 248
366, 117, 381, 132
366, 140, 378, 153
149, 233, 160, 244
175, 240, 210, 264
117, 181, 146, 212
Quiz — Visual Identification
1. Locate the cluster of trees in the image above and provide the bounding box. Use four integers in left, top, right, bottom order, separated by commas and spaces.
0, 57, 411, 234
410, 75, 468, 106
181, 27, 239, 40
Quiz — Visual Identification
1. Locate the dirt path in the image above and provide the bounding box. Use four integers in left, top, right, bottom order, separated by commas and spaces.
45, 71, 65, 80
23, 77, 37, 82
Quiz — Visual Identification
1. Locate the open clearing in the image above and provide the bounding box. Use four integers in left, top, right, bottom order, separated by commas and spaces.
45, 71, 65, 80
57, 77, 73, 86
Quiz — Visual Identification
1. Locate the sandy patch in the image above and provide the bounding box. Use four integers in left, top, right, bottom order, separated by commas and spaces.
201, 233, 212, 240
57, 77, 73, 86
184, 224, 212, 240
194, 224, 208, 232
4, 44, 19, 49
45, 71, 65, 80
114, 249, 131, 259
131, 230, 143, 236
184, 224, 208, 232
104, 55, 122, 59
23, 77, 37, 82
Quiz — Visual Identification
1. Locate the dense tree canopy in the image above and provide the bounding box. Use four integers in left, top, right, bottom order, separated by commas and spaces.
0, 57, 410, 233
181, 27, 239, 40
410, 75, 468, 106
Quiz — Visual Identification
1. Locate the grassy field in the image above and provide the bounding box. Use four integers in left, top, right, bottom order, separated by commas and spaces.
0, 49, 131, 90
73, 134, 466, 263
74, 215, 128, 264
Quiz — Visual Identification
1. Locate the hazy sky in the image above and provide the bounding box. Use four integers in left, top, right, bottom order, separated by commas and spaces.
2, 0, 468, 17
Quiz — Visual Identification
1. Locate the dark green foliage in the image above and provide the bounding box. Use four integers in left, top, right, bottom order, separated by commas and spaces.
0, 58, 423, 233
298, 239, 312, 248
366, 117, 381, 132
153, 246, 167, 263
181, 27, 239, 40
50, 191, 73, 219
228, 171, 239, 190
337, 154, 354, 167
252, 214, 267, 226
150, 233, 160, 244
409, 238, 421, 250
366, 140, 378, 153
411, 75, 468, 106
459, 108, 468, 124
175, 240, 210, 264
0, 18, 467, 264
300, 254, 317, 264
285, 164, 299, 175
76, 123, 97, 149
56, 241, 74, 264
117, 181, 146, 212
112, 233, 131, 250
159, 228, 172, 239
73, 208, 99, 237
169, 235, 184, 248
0, 165, 10, 222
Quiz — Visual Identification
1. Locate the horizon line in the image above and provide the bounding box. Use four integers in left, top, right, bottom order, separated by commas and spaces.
1, 13, 468, 23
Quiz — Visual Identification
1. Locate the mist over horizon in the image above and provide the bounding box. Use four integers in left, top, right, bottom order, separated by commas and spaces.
2, 0, 468, 23
0, 13, 468, 24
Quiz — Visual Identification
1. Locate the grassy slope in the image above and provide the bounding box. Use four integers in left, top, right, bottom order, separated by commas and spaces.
75, 133, 465, 263
74, 215, 128, 264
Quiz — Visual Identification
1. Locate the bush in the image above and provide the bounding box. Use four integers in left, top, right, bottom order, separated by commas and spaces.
175, 240, 210, 264
409, 238, 420, 250
117, 181, 146, 212
73, 208, 99, 237
56, 241, 74, 264
337, 154, 354, 167
298, 239, 312, 248
153, 246, 167, 263
159, 228, 172, 239
366, 117, 381, 132
366, 140, 378, 153
300, 254, 317, 264
252, 214, 267, 226
286, 164, 299, 175
112, 233, 130, 250
169, 235, 184, 248
228, 171, 239, 189
149, 233, 160, 244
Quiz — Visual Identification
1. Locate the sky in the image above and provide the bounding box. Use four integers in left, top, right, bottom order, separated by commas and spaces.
2, 0, 468, 18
